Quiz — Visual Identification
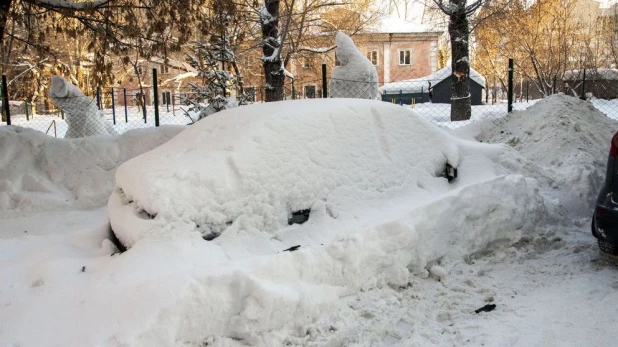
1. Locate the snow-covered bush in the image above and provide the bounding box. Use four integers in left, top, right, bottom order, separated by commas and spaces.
48, 76, 116, 138
182, 7, 250, 123
329, 32, 378, 99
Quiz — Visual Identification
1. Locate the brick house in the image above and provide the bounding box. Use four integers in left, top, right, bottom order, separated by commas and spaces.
241, 17, 442, 101
110, 57, 198, 108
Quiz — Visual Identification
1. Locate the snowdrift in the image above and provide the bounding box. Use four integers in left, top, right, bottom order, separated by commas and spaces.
481, 94, 618, 214
2, 98, 552, 347
0, 125, 184, 214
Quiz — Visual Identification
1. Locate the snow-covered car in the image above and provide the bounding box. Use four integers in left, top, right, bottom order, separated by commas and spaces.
108, 98, 539, 251
592, 130, 618, 255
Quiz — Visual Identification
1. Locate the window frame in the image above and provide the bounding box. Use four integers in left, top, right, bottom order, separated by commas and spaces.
367, 50, 379, 66
303, 84, 317, 99
244, 86, 256, 102
398, 49, 412, 66
161, 90, 172, 105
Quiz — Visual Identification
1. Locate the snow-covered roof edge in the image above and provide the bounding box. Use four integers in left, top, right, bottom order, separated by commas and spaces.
373, 15, 442, 34
563, 68, 618, 81
379, 66, 486, 94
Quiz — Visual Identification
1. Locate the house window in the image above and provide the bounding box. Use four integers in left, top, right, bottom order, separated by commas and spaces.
302, 58, 312, 69
161, 91, 172, 105
398, 49, 412, 65
160, 64, 169, 74
244, 86, 256, 102
367, 50, 378, 65
304, 85, 317, 99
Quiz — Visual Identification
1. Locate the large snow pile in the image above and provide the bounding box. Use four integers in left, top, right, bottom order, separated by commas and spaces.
0, 125, 183, 214
49, 75, 117, 138
109, 98, 539, 248
380, 65, 486, 94
329, 32, 379, 99
480, 94, 617, 214
3, 95, 618, 347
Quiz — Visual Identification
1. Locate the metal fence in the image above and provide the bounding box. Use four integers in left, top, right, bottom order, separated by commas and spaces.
3, 60, 618, 137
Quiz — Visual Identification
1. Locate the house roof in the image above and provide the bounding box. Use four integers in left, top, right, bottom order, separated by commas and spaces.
379, 65, 486, 94
563, 68, 618, 80
374, 16, 441, 34
149, 57, 196, 72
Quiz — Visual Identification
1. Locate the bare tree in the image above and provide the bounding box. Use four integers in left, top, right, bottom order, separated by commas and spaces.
433, 0, 486, 121
1, 0, 207, 84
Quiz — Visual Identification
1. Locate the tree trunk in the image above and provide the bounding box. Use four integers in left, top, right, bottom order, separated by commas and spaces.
261, 0, 285, 102
0, 0, 10, 122
0, 0, 11, 48
449, 9, 472, 121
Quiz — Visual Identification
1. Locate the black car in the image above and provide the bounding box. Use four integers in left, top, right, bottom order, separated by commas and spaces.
592, 131, 618, 256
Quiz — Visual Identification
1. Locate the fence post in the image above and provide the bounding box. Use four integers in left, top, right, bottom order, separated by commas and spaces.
398, 89, 403, 105
580, 69, 587, 100
96, 87, 101, 110
322, 63, 328, 98
123, 88, 128, 123
526, 82, 529, 102
152, 68, 160, 127
291, 80, 296, 100
2, 74, 10, 125
142, 92, 147, 124
553, 75, 557, 94
25, 101, 29, 121
111, 87, 116, 125
507, 59, 514, 113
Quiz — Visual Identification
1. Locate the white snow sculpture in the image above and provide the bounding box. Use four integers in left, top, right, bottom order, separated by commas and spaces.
49, 75, 117, 138
329, 32, 378, 99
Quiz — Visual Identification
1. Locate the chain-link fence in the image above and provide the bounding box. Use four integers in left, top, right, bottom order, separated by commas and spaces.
4, 62, 618, 137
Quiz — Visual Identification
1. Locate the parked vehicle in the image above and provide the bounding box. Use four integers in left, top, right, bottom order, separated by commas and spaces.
592, 131, 618, 256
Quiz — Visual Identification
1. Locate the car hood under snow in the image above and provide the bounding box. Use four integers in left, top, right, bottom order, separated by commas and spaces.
108, 98, 539, 249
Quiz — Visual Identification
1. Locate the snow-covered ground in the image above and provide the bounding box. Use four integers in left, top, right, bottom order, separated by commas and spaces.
1, 94, 617, 347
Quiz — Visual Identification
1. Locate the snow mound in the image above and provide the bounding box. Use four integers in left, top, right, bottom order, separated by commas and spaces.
481, 94, 618, 213
49, 75, 117, 138
329, 32, 378, 99
2, 99, 547, 346
0, 125, 183, 214
110, 98, 462, 247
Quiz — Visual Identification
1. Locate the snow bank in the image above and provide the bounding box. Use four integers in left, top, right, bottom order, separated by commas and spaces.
329, 32, 379, 99
49, 75, 117, 138
2, 98, 547, 346
110, 98, 464, 246
0, 125, 183, 214
480, 94, 618, 214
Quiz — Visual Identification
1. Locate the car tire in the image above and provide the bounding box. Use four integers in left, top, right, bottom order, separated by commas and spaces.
598, 239, 618, 256
591, 217, 598, 238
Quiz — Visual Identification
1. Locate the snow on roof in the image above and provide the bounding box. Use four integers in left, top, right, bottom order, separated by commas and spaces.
375, 15, 441, 34
563, 68, 618, 81
379, 65, 486, 94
